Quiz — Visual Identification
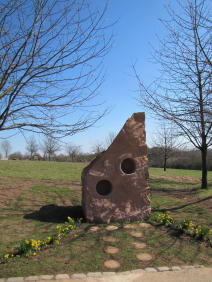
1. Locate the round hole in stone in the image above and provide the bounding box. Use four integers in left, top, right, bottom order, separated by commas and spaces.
121, 158, 136, 174
96, 180, 112, 196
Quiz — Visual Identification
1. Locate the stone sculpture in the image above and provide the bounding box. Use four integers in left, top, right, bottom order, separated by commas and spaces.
82, 112, 151, 223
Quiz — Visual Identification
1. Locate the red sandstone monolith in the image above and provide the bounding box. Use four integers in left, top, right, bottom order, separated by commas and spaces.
81, 112, 151, 223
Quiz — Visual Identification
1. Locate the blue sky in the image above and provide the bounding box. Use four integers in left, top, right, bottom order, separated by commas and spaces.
2, 0, 176, 154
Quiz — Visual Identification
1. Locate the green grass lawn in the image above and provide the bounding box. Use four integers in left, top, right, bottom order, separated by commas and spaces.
0, 160, 212, 277
149, 167, 212, 179
0, 160, 86, 182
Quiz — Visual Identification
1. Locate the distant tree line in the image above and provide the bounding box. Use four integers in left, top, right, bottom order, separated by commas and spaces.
148, 148, 212, 171
6, 150, 96, 163
0, 131, 115, 162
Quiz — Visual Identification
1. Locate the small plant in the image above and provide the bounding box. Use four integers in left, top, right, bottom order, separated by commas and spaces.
156, 213, 174, 227
153, 213, 212, 244
0, 216, 82, 264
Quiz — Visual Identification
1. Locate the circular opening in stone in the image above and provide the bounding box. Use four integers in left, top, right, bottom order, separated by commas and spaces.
121, 158, 136, 174
96, 180, 112, 196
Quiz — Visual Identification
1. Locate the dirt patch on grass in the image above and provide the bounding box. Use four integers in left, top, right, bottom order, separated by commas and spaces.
151, 174, 200, 183
0, 177, 33, 208
0, 177, 81, 209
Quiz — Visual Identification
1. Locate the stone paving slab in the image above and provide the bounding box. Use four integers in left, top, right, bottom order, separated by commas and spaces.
1, 266, 212, 282
157, 266, 170, 272
7, 278, 24, 282
105, 226, 119, 231
103, 246, 119, 254
55, 275, 70, 280
129, 231, 143, 238
25, 276, 40, 281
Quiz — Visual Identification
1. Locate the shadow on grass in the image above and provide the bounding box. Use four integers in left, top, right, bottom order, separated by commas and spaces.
153, 195, 212, 213
24, 204, 85, 223
150, 178, 200, 193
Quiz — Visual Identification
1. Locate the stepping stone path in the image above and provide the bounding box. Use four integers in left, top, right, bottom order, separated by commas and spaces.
102, 236, 117, 243
104, 259, 120, 269
136, 253, 153, 261
129, 231, 143, 238
105, 225, 119, 231
124, 224, 137, 229
131, 242, 146, 249
89, 226, 100, 232
104, 246, 119, 254
102, 222, 152, 269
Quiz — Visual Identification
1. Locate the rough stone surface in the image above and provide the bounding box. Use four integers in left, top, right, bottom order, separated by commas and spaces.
117, 271, 131, 275
144, 267, 157, 272
104, 246, 120, 254
129, 231, 143, 238
102, 272, 116, 276
131, 242, 146, 249
55, 274, 70, 279
0, 279, 5, 282
7, 278, 24, 282
171, 266, 182, 271
131, 269, 145, 273
25, 276, 40, 281
38, 275, 54, 280
105, 225, 119, 231
70, 273, 86, 279
182, 265, 195, 269
104, 260, 121, 269
157, 267, 170, 272
136, 253, 153, 261
194, 265, 204, 268
82, 112, 151, 223
102, 236, 117, 243
87, 272, 102, 277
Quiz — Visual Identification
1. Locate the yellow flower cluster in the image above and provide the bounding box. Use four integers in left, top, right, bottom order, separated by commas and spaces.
157, 213, 174, 226
156, 213, 212, 243
2, 216, 82, 263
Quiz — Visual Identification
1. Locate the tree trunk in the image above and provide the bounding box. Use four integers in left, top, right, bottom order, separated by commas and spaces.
201, 147, 207, 189
163, 156, 167, 172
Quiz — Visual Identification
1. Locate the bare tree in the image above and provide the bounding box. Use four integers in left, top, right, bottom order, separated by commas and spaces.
66, 143, 81, 162
105, 131, 116, 148
134, 0, 212, 188
151, 124, 182, 171
92, 141, 105, 156
26, 136, 38, 159
42, 135, 59, 161
1, 140, 11, 158
0, 0, 112, 137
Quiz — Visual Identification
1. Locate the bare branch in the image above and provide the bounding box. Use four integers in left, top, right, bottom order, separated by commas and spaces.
0, 0, 113, 137
134, 0, 212, 188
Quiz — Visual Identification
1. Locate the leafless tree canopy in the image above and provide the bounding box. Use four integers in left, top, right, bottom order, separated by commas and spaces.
134, 0, 212, 188
26, 135, 38, 158
66, 143, 81, 162
41, 135, 59, 161
92, 141, 105, 156
105, 131, 116, 148
0, 0, 112, 137
1, 139, 11, 157
151, 124, 182, 171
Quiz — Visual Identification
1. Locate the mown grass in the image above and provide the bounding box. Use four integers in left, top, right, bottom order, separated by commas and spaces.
0, 160, 212, 277
150, 167, 212, 178
0, 160, 86, 182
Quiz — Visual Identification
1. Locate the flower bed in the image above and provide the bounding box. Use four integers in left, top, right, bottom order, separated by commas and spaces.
1, 216, 82, 263
153, 213, 212, 245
